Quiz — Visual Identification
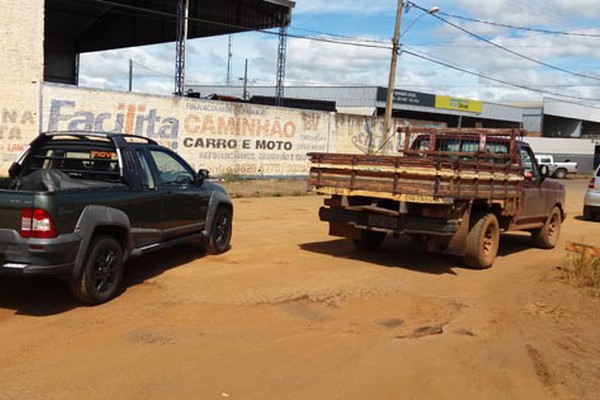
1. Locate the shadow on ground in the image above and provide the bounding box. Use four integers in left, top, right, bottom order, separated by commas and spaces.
300, 233, 536, 275
0, 243, 206, 317
574, 215, 600, 222
299, 236, 458, 275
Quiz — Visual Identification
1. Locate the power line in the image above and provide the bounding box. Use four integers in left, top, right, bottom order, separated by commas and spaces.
516, 0, 584, 31
81, 0, 391, 51
131, 60, 172, 79
403, 47, 600, 102
80, 0, 600, 101
289, 26, 389, 45
439, 12, 600, 37
83, 0, 600, 81
132, 60, 211, 86
408, 2, 600, 82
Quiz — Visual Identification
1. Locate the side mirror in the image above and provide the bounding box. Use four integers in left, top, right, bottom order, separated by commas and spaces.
196, 168, 209, 185
540, 164, 550, 181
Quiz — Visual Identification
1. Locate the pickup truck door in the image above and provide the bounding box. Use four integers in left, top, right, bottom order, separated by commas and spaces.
518, 146, 555, 224
121, 149, 165, 248
146, 148, 210, 241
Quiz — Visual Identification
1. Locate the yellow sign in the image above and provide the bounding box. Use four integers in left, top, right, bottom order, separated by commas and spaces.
435, 95, 482, 113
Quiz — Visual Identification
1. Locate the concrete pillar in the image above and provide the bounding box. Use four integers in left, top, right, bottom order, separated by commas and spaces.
0, 0, 44, 172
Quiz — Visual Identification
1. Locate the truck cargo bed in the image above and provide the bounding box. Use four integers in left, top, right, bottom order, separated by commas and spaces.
308, 128, 525, 204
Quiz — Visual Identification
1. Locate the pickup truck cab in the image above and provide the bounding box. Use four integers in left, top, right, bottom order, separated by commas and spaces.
308, 128, 565, 269
0, 132, 233, 304
535, 154, 578, 179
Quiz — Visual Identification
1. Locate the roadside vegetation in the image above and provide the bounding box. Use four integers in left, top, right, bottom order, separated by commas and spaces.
561, 252, 600, 296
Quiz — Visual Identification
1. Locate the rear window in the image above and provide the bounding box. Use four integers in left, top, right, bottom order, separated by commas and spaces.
25, 146, 120, 182
410, 136, 508, 163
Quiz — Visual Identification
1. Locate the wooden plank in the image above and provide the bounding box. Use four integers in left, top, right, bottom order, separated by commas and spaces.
565, 242, 600, 256
565, 242, 600, 266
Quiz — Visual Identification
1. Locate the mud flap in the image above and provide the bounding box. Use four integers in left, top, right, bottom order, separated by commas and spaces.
329, 222, 360, 240
446, 208, 470, 256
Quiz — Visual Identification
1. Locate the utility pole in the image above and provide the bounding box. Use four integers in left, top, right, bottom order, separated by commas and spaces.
174, 0, 189, 96
226, 35, 232, 85
243, 59, 249, 100
275, 24, 288, 106
383, 0, 404, 155
128, 58, 133, 92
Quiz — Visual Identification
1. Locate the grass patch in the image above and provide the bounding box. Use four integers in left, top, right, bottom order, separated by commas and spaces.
222, 171, 242, 183
561, 253, 600, 295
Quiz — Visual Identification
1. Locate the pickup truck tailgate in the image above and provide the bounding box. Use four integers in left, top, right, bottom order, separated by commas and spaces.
0, 189, 34, 232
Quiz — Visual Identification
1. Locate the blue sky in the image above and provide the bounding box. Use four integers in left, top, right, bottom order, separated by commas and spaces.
79, 0, 600, 104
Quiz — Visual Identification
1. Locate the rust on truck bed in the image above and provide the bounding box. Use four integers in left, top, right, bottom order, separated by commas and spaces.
308, 128, 525, 204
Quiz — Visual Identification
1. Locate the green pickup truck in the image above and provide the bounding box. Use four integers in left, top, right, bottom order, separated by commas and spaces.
0, 132, 233, 304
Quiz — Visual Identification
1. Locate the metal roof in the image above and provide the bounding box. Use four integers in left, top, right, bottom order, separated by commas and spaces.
46, 0, 295, 53
544, 98, 600, 124
186, 85, 524, 122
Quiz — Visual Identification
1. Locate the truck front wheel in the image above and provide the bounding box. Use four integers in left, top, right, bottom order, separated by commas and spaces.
207, 206, 232, 254
70, 236, 124, 305
463, 213, 499, 269
353, 229, 386, 251
531, 207, 562, 249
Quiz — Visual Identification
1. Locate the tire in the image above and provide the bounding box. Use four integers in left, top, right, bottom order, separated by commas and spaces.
353, 229, 386, 251
463, 213, 500, 269
554, 168, 567, 179
531, 207, 562, 249
70, 236, 124, 305
207, 206, 232, 254
583, 206, 595, 221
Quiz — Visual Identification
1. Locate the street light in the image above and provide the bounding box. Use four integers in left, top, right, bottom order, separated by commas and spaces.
382, 1, 439, 155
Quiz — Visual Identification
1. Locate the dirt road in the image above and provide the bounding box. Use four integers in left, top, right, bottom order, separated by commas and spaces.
0, 180, 598, 400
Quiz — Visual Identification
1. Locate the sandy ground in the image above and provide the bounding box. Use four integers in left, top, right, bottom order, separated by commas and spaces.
0, 179, 598, 400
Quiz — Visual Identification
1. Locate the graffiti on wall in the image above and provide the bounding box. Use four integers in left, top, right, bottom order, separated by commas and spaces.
0, 108, 36, 157
42, 85, 330, 176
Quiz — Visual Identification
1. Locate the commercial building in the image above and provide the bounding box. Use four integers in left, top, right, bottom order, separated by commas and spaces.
187, 85, 525, 128
188, 85, 600, 171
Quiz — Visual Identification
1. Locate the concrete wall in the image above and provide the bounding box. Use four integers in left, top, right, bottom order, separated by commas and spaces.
0, 0, 44, 166
0, 82, 448, 177
41, 84, 332, 177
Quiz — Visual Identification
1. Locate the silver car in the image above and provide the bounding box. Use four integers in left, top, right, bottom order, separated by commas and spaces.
583, 165, 600, 221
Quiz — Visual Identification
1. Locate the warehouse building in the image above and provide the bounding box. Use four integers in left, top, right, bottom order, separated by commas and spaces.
186, 85, 525, 129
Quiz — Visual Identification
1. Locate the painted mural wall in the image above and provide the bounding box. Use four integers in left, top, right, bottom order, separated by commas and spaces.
0, 83, 445, 176
40, 84, 332, 177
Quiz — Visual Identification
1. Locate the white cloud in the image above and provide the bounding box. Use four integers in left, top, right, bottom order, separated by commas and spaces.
295, 0, 393, 14
77, 0, 600, 106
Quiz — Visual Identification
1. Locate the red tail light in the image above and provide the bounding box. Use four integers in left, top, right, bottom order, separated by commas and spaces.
20, 208, 57, 238
589, 178, 596, 189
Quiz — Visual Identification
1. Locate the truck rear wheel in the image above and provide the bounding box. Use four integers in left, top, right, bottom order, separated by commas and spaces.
70, 236, 124, 305
463, 213, 499, 269
353, 230, 386, 251
554, 168, 567, 179
531, 207, 562, 249
583, 206, 595, 221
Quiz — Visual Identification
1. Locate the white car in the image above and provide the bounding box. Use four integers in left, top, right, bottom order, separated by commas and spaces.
583, 165, 600, 221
